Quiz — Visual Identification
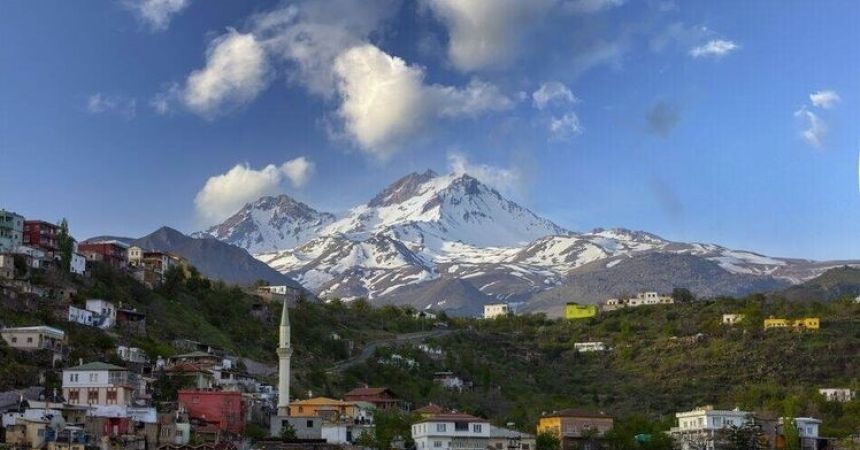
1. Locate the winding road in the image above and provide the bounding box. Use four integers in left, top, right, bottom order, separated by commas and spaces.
327, 329, 453, 373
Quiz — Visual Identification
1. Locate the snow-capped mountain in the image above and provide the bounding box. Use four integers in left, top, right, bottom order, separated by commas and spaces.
198, 195, 336, 254
203, 170, 860, 316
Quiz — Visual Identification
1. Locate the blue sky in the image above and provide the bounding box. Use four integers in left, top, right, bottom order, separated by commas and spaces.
1, 0, 858, 260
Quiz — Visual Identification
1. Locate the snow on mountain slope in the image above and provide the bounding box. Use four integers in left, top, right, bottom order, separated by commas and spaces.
198, 195, 335, 254
202, 169, 859, 314
321, 170, 568, 247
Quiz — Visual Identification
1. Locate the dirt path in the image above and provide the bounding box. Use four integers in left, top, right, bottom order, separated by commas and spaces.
327, 329, 452, 373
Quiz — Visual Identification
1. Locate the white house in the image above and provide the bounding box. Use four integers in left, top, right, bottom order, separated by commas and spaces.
67, 306, 94, 326
779, 417, 823, 450
117, 346, 148, 364
127, 246, 144, 266
433, 372, 467, 391
669, 406, 751, 450
15, 245, 46, 269
412, 412, 491, 450
483, 303, 510, 319
721, 314, 745, 325
818, 388, 855, 402
574, 342, 608, 352
85, 299, 116, 329
70, 252, 86, 275
62, 361, 136, 406
627, 292, 674, 307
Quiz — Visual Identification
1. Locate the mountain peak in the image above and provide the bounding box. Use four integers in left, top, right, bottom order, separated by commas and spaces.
368, 170, 439, 207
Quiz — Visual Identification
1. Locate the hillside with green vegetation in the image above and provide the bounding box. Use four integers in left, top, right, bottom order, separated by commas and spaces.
1, 263, 858, 442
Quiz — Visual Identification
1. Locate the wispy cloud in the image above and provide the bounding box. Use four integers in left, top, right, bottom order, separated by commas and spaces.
549, 113, 584, 141
123, 0, 191, 32
532, 82, 577, 110
86, 93, 137, 119
447, 152, 524, 198
561, 0, 625, 14
794, 107, 827, 149
809, 90, 840, 109
689, 39, 739, 58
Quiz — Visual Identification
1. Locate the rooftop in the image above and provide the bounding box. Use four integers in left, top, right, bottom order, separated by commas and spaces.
543, 409, 612, 419
1, 325, 65, 336
65, 361, 127, 372
416, 412, 487, 424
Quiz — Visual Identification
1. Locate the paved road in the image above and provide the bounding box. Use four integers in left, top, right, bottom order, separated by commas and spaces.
327, 329, 453, 373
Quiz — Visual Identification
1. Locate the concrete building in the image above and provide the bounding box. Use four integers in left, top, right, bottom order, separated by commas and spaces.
537, 409, 614, 450
343, 387, 400, 411
117, 346, 149, 364
69, 243, 86, 275
627, 292, 674, 307
818, 388, 854, 402
778, 417, 825, 450
62, 361, 137, 407
127, 246, 145, 266
85, 299, 116, 329
178, 389, 245, 434
489, 426, 536, 450
0, 210, 25, 253
78, 240, 129, 269
669, 406, 751, 450
67, 306, 94, 326
412, 413, 491, 450
763, 317, 820, 331
721, 314, 745, 325
0, 326, 67, 363
23, 220, 59, 254
0, 253, 15, 280
573, 342, 607, 353
483, 303, 510, 319
565, 303, 598, 320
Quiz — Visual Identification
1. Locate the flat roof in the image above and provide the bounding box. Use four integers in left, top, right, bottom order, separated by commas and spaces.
1, 325, 65, 336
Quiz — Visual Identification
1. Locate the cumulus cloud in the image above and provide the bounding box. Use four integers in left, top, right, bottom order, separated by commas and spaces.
645, 101, 681, 137
194, 157, 315, 224
124, 0, 190, 31
689, 39, 739, 58
532, 82, 577, 110
561, 0, 624, 14
424, 0, 554, 72
794, 107, 827, 149
182, 29, 269, 117
447, 152, 523, 197
809, 90, 840, 109
86, 93, 137, 119
281, 156, 315, 188
549, 113, 583, 141
333, 44, 512, 159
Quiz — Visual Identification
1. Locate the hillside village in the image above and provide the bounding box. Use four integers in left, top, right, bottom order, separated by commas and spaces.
1, 210, 859, 450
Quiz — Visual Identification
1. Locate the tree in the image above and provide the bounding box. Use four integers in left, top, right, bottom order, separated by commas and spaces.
671, 288, 695, 304
56, 218, 74, 272
536, 431, 560, 450
280, 422, 297, 440
359, 410, 414, 450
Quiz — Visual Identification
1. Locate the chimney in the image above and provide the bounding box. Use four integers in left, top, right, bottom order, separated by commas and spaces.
78, 358, 83, 366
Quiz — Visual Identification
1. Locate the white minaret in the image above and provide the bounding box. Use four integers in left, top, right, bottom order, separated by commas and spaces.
276, 300, 292, 416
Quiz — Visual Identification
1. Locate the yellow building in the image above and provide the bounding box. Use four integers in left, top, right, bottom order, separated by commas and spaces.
289, 397, 358, 422
763, 317, 819, 331
537, 409, 614, 450
565, 303, 598, 320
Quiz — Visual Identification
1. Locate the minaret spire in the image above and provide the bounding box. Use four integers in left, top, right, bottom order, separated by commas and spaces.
277, 300, 292, 416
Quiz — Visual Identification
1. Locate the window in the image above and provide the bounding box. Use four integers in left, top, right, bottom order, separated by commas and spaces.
27, 337, 33, 343
472, 424, 482, 433
107, 389, 117, 404
11, 337, 17, 343
87, 389, 99, 404
89, 373, 98, 382
434, 442, 442, 448
713, 417, 723, 428
437, 424, 447, 432
522, 445, 530, 450
307, 420, 314, 428
68, 389, 80, 403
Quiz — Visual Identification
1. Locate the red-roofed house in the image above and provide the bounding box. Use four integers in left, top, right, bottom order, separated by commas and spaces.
343, 387, 400, 411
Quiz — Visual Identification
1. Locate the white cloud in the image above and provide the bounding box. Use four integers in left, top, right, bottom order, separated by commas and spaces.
447, 152, 523, 197
424, 0, 554, 72
124, 0, 190, 31
182, 29, 269, 117
333, 44, 512, 159
809, 90, 840, 109
86, 93, 137, 119
194, 158, 315, 224
689, 39, 739, 58
794, 107, 827, 149
281, 156, 315, 188
561, 0, 624, 14
150, 83, 180, 115
532, 82, 577, 110
549, 113, 583, 141
252, 1, 398, 97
